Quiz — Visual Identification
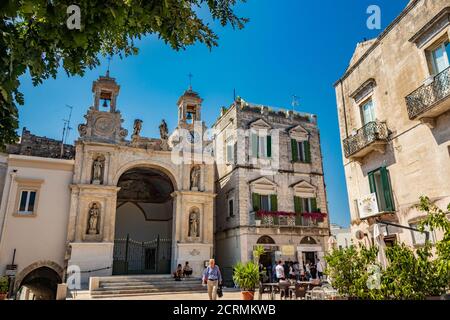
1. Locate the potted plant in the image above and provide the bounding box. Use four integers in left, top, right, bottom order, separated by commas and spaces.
233, 261, 260, 300
0, 276, 9, 300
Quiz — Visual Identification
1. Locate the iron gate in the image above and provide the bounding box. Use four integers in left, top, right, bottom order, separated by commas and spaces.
113, 234, 172, 275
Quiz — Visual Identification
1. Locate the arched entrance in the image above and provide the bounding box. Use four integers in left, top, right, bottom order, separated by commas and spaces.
113, 167, 175, 275
16, 267, 62, 300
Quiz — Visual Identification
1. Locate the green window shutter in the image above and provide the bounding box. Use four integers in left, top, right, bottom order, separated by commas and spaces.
291, 139, 298, 162
270, 195, 278, 211
294, 196, 302, 213
311, 198, 318, 212
380, 167, 395, 211
252, 193, 261, 211
368, 171, 376, 194
304, 141, 311, 163
251, 133, 258, 158
267, 135, 272, 158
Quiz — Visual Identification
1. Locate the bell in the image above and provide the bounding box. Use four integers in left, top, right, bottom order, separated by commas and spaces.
102, 99, 108, 108
186, 112, 193, 120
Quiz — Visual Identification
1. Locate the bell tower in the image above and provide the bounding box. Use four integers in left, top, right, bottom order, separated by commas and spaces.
177, 86, 203, 130
78, 73, 128, 143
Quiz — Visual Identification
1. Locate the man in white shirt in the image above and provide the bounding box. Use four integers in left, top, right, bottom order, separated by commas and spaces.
275, 260, 285, 282
316, 258, 324, 280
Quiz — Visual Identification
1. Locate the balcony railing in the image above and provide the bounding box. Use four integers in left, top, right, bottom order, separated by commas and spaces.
406, 66, 450, 120
253, 211, 327, 228
343, 121, 389, 159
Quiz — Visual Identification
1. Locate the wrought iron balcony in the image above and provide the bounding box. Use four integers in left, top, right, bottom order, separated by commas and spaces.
405, 66, 450, 127
343, 121, 389, 160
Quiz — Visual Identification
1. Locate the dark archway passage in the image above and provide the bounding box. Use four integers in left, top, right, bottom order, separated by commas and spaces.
17, 267, 61, 300
113, 167, 174, 275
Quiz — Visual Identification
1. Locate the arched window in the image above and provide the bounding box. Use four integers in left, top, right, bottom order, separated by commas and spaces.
300, 236, 317, 245
257, 235, 275, 244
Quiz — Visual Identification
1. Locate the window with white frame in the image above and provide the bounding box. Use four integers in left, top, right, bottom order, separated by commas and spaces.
429, 40, 450, 74
360, 99, 376, 126
17, 190, 37, 215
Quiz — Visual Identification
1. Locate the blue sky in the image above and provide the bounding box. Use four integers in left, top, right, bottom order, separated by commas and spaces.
17, 0, 409, 227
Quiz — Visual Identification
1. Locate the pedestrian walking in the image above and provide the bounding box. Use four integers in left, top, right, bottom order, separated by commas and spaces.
202, 259, 222, 300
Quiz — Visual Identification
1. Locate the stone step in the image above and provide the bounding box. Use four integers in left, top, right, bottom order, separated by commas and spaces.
100, 283, 204, 290
90, 288, 207, 299
99, 278, 201, 284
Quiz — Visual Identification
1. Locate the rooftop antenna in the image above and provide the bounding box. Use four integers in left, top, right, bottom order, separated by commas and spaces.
188, 72, 193, 90
233, 88, 236, 101
60, 105, 74, 158
291, 94, 299, 111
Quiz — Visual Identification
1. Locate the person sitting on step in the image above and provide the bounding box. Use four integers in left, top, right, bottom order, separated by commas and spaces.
173, 264, 183, 281
183, 261, 193, 278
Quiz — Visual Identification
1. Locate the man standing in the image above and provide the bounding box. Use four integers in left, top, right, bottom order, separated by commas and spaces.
275, 260, 285, 282
202, 259, 222, 300
316, 258, 324, 280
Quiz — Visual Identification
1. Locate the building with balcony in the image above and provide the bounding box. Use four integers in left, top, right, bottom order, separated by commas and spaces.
335, 0, 450, 247
213, 98, 330, 282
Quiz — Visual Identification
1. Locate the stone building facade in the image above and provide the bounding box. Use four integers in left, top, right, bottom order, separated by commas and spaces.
213, 99, 330, 281
0, 72, 330, 296
335, 0, 450, 246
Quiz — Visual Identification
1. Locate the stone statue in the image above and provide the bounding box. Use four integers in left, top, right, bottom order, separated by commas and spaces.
87, 203, 100, 235
189, 211, 199, 238
190, 166, 201, 191
132, 119, 143, 137
92, 156, 104, 184
159, 119, 169, 140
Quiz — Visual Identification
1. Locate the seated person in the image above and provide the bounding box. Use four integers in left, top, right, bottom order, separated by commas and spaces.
183, 262, 193, 277
173, 264, 183, 281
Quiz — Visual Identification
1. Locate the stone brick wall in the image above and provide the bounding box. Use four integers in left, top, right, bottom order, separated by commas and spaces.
6, 128, 75, 159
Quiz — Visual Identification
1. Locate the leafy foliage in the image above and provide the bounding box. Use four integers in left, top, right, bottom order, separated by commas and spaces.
0, 0, 248, 149
0, 276, 9, 293
232, 261, 260, 291
325, 196, 450, 300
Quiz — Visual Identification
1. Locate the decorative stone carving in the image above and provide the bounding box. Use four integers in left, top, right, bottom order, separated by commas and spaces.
92, 155, 105, 184
78, 124, 87, 137
132, 119, 143, 138
188, 209, 200, 238
159, 119, 169, 140
190, 165, 201, 191
87, 203, 100, 235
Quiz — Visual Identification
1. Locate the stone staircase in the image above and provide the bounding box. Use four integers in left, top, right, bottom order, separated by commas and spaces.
90, 274, 205, 298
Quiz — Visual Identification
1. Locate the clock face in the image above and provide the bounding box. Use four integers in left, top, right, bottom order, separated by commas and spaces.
94, 116, 115, 136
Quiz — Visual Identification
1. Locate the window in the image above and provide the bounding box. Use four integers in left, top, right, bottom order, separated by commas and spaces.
291, 139, 311, 163
360, 99, 376, 126
251, 133, 271, 159
252, 193, 277, 212
429, 40, 450, 74
228, 199, 234, 217
409, 222, 436, 246
226, 141, 235, 164
18, 190, 37, 215
293, 196, 317, 213
368, 167, 395, 212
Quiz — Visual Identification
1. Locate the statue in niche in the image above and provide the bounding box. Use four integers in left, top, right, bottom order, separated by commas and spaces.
189, 210, 200, 238
132, 119, 143, 138
87, 203, 100, 235
190, 165, 201, 191
92, 155, 105, 184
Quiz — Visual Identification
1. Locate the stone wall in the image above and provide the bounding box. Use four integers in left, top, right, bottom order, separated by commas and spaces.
6, 127, 75, 159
